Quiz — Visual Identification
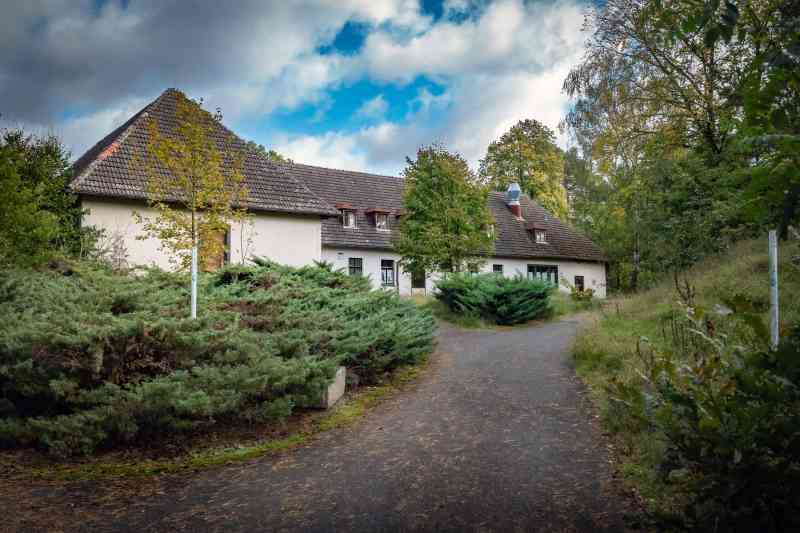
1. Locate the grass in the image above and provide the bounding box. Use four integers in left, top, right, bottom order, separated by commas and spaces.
571, 238, 800, 519
2, 362, 428, 482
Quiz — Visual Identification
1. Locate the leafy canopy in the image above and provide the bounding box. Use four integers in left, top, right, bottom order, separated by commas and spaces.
479, 119, 569, 220
395, 145, 494, 275
0, 129, 96, 267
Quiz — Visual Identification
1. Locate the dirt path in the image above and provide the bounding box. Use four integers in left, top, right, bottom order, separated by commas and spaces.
11, 317, 637, 532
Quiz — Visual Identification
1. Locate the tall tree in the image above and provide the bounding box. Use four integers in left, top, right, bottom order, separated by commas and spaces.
396, 145, 494, 275
0, 128, 98, 266
134, 94, 250, 318
0, 139, 59, 267
479, 119, 569, 220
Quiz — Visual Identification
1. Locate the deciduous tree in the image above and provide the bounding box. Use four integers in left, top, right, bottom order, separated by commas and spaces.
396, 145, 494, 276
134, 94, 250, 317
479, 119, 569, 220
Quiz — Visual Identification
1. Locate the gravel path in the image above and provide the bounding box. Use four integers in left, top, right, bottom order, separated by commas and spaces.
46, 316, 635, 532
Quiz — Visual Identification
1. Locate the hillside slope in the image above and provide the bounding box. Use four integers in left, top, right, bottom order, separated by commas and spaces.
573, 237, 800, 530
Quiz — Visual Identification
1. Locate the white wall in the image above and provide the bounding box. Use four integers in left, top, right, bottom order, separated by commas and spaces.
82, 198, 321, 270
478, 257, 607, 298
322, 247, 607, 298
321, 248, 428, 294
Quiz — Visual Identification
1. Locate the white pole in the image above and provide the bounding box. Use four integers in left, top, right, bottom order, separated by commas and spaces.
769, 230, 779, 350
191, 244, 198, 319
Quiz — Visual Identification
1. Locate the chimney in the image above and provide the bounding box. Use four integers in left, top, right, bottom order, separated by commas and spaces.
505, 183, 523, 219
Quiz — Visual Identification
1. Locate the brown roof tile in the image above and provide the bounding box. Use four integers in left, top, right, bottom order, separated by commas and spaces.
71, 89, 337, 217
284, 162, 606, 262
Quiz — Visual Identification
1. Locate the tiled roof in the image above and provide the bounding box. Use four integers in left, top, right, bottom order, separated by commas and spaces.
286, 162, 606, 262
70, 89, 337, 217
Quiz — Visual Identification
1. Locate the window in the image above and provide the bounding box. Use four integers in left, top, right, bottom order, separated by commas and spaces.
534, 229, 548, 244
375, 213, 388, 230
574, 275, 585, 291
492, 264, 504, 275
527, 264, 558, 285
381, 259, 395, 287
348, 257, 363, 277
341, 209, 356, 228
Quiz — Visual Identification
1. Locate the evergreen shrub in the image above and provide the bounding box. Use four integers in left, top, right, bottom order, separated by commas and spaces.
0, 259, 435, 456
435, 273, 553, 325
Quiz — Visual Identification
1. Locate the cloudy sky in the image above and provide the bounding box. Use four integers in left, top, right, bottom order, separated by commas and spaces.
1, 0, 590, 175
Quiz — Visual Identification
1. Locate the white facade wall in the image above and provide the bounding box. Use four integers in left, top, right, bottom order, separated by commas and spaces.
82, 199, 321, 270
478, 257, 607, 298
323, 247, 607, 298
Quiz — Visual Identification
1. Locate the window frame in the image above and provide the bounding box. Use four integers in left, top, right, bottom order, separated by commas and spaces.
375, 213, 389, 230
574, 275, 585, 291
527, 264, 559, 285
492, 264, 504, 275
348, 257, 363, 277
380, 259, 395, 287
534, 229, 548, 244
341, 209, 356, 228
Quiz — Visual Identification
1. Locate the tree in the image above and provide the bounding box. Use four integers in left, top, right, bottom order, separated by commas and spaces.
134, 94, 250, 318
479, 119, 569, 220
0, 141, 59, 267
395, 145, 494, 276
0, 128, 98, 266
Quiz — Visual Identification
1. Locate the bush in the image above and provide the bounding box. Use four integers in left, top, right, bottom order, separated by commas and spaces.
570, 287, 595, 303
435, 273, 553, 325
611, 307, 800, 532
0, 260, 435, 456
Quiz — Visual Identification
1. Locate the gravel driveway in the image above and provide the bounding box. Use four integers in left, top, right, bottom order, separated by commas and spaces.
31, 316, 637, 532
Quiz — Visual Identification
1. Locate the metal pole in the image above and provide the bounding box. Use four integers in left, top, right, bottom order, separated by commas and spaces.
769, 230, 779, 350
191, 244, 198, 319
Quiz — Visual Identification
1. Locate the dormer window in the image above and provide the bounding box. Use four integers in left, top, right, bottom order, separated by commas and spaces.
534, 229, 548, 244
375, 213, 388, 230
341, 209, 356, 228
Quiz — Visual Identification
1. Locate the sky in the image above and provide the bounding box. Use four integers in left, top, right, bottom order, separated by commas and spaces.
1, 0, 591, 176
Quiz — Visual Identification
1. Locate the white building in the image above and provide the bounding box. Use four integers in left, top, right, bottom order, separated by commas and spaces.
71, 89, 607, 297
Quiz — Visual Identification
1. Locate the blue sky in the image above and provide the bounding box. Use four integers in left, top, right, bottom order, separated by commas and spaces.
1, 0, 589, 175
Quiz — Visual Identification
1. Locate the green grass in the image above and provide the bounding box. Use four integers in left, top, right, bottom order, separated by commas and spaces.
6, 362, 428, 482
572, 238, 800, 519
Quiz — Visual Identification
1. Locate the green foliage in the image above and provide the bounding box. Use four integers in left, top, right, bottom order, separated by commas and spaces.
479, 119, 569, 220
435, 273, 553, 325
620, 310, 800, 532
0, 129, 96, 266
573, 239, 800, 530
0, 260, 435, 457
562, 0, 800, 292
395, 145, 495, 275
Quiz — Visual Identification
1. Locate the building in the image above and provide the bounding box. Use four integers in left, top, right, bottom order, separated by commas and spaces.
71, 89, 607, 297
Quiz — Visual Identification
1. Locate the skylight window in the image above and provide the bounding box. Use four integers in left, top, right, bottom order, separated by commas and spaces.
534, 229, 547, 244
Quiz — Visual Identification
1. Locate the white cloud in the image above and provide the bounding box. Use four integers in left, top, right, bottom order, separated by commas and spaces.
355, 94, 389, 120
3, 0, 587, 172
274, 0, 586, 174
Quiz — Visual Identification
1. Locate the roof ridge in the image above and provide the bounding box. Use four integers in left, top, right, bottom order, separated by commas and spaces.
70, 89, 173, 190
282, 161, 403, 181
